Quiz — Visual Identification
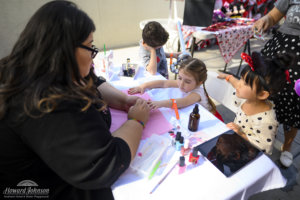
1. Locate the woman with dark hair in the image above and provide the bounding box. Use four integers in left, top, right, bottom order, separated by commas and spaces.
0, 1, 150, 199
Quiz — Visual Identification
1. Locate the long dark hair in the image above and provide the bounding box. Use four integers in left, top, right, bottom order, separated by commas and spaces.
179, 57, 217, 113
240, 52, 292, 98
0, 1, 102, 119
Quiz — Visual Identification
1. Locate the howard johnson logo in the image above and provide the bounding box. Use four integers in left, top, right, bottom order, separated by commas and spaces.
3, 180, 49, 199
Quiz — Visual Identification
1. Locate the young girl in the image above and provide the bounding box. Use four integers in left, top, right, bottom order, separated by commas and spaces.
128, 57, 223, 121
218, 52, 289, 155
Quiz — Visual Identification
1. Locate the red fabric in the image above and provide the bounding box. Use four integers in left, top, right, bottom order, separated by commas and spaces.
214, 111, 224, 122
156, 56, 160, 63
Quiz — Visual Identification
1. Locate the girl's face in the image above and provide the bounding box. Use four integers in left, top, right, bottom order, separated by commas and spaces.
76, 32, 94, 78
177, 69, 199, 93
235, 76, 257, 100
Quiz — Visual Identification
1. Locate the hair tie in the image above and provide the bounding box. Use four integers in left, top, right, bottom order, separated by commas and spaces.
285, 70, 291, 83
241, 53, 254, 71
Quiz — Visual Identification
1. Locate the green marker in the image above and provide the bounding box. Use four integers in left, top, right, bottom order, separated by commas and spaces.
103, 44, 106, 56
148, 160, 161, 180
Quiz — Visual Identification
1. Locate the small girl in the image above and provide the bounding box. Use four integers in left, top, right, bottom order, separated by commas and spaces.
128, 57, 223, 121
218, 52, 289, 155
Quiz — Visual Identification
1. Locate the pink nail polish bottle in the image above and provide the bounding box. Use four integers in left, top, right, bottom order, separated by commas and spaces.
178, 156, 186, 174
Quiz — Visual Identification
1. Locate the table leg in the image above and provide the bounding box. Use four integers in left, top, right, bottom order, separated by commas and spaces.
190, 37, 196, 57
236, 39, 251, 77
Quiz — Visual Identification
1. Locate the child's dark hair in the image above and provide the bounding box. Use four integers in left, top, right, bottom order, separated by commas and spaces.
241, 52, 292, 98
142, 21, 169, 47
179, 57, 217, 113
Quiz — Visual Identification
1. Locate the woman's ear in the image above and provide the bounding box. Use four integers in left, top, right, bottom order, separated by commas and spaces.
257, 90, 270, 100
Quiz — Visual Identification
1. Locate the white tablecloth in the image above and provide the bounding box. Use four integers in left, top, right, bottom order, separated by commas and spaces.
110, 73, 286, 200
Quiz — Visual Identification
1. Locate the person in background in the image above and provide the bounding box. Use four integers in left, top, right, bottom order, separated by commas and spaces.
0, 1, 150, 199
129, 57, 224, 121
139, 21, 180, 79
252, 0, 300, 167
218, 52, 289, 155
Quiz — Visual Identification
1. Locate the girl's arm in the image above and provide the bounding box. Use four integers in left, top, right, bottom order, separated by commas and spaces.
226, 122, 248, 141
149, 92, 201, 109
217, 73, 239, 89
142, 42, 158, 75
165, 52, 181, 59
128, 80, 177, 94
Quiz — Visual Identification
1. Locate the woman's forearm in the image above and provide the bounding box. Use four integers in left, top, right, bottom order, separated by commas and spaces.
112, 120, 143, 161
97, 82, 127, 110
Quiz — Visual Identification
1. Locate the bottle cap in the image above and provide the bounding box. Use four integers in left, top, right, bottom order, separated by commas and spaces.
192, 147, 198, 157
179, 156, 185, 167
179, 136, 184, 144
175, 131, 181, 141
193, 104, 199, 114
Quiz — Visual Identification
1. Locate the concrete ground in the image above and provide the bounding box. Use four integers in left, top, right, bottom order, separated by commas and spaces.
108, 35, 300, 200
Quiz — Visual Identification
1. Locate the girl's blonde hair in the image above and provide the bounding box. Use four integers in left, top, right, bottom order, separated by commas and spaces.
179, 57, 216, 113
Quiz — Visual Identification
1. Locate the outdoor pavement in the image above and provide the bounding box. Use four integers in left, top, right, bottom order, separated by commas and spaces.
108, 35, 300, 199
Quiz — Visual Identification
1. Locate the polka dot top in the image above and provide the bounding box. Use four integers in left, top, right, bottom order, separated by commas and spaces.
233, 92, 279, 155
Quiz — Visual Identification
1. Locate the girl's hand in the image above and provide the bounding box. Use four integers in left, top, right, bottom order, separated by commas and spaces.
142, 42, 155, 52
226, 122, 242, 135
128, 99, 150, 125
128, 86, 144, 94
173, 52, 181, 59
217, 72, 228, 80
147, 100, 163, 110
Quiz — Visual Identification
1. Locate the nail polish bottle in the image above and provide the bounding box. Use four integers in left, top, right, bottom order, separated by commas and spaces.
181, 140, 191, 156
178, 156, 186, 174
173, 131, 181, 146
176, 136, 184, 151
188, 104, 200, 132
189, 147, 200, 164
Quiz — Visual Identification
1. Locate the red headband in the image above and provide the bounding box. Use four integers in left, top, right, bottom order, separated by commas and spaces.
241, 53, 254, 71
241, 53, 291, 83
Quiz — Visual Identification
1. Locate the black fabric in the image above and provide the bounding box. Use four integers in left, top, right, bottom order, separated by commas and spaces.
0, 96, 131, 199
261, 31, 300, 128
183, 0, 216, 27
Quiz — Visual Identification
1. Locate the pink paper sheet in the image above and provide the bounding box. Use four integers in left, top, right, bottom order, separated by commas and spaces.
109, 91, 173, 140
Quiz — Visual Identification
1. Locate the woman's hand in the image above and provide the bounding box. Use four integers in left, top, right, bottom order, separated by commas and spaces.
252, 15, 272, 33
124, 96, 140, 111
128, 86, 145, 94
128, 99, 150, 125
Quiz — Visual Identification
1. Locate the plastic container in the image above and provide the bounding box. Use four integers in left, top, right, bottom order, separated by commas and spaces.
130, 134, 170, 177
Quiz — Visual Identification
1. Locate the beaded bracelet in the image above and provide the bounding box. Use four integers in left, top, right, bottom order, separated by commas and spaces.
128, 118, 145, 129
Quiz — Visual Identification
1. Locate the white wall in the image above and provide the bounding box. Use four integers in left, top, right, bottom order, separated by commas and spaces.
0, 0, 184, 58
